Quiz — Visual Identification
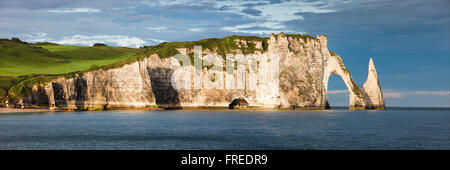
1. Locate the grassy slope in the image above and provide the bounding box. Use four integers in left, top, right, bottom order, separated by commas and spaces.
0, 41, 139, 77
0, 39, 69, 67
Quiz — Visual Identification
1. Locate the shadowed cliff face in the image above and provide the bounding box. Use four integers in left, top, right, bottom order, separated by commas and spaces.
16, 33, 384, 110
148, 67, 180, 109
75, 77, 87, 110
31, 85, 49, 107
50, 78, 88, 110
52, 82, 66, 107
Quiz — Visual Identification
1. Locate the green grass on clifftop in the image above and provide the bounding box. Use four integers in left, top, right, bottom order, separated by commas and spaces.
0, 39, 140, 77
143, 35, 269, 59
0, 39, 69, 67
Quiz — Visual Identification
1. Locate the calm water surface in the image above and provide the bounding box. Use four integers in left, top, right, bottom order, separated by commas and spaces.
0, 108, 448, 149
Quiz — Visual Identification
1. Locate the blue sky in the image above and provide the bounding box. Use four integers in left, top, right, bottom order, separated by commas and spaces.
0, 0, 448, 107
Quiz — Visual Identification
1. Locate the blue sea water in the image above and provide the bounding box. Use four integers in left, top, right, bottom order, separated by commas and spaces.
0, 107, 448, 150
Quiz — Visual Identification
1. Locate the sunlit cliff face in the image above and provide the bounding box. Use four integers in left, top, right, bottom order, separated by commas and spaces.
14, 33, 384, 110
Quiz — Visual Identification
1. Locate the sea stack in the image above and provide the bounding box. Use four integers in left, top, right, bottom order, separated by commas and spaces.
362, 58, 386, 110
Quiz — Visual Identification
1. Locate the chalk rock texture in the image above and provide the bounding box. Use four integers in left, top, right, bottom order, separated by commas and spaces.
16, 33, 385, 110
362, 58, 386, 109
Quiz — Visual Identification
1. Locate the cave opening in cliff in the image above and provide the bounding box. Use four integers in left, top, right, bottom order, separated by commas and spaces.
326, 75, 350, 109
229, 97, 249, 109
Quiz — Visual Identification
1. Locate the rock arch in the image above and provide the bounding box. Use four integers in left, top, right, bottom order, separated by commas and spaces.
323, 53, 365, 110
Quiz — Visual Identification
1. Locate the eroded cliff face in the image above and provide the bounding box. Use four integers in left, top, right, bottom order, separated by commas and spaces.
29, 58, 158, 110
15, 33, 385, 110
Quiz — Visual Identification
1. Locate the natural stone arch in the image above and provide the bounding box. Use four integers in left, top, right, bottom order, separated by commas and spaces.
322, 53, 365, 110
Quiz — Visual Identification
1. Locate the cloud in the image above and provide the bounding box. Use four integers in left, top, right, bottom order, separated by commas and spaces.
215, 0, 340, 21
222, 29, 283, 35
21, 32, 47, 38
24, 33, 165, 48
47, 7, 102, 13
128, 14, 154, 20
222, 22, 287, 30
241, 2, 268, 8
412, 91, 450, 96
147, 38, 167, 44
384, 92, 404, 98
327, 89, 449, 98
220, 21, 295, 35
388, 90, 450, 98
53, 35, 150, 48
220, 26, 288, 34
215, 0, 341, 35
327, 90, 348, 94
140, 0, 213, 9
241, 8, 262, 16
18, 32, 53, 42
146, 26, 167, 32
188, 28, 205, 32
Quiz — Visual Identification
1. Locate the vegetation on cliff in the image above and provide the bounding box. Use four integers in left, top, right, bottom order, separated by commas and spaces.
0, 39, 139, 77
142, 35, 269, 58
285, 34, 317, 41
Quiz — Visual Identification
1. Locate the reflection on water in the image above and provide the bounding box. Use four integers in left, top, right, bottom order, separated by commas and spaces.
0, 108, 449, 150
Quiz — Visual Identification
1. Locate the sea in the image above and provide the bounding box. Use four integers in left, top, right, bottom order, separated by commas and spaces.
0, 107, 448, 150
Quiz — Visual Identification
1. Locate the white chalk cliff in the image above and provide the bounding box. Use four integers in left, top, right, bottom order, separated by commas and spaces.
15, 33, 385, 110
362, 58, 385, 109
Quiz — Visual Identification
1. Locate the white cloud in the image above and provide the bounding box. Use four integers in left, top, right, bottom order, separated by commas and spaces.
21, 32, 47, 38
21, 32, 52, 42
188, 28, 205, 32
220, 28, 287, 35
47, 7, 102, 13
413, 91, 450, 96
327, 89, 449, 98
221, 22, 284, 31
141, 0, 210, 7
112, 6, 136, 10
22, 32, 165, 48
327, 90, 348, 94
384, 92, 404, 98
146, 26, 167, 32
215, 0, 345, 35
53, 35, 148, 48
128, 14, 155, 20
386, 90, 450, 98
147, 38, 167, 44
220, 21, 296, 35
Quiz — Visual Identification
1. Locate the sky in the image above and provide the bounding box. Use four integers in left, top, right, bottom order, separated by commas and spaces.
0, 0, 448, 107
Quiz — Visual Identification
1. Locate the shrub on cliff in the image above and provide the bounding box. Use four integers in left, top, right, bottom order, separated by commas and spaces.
34, 42, 59, 45
93, 43, 108, 47
10, 37, 29, 44
89, 64, 100, 70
